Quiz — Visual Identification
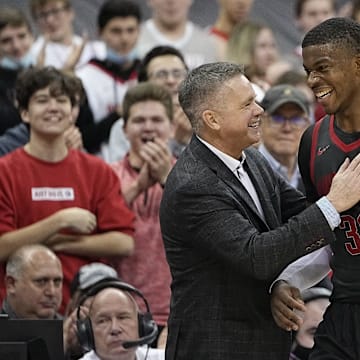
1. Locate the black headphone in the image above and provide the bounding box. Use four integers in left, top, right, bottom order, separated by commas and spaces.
76, 279, 158, 352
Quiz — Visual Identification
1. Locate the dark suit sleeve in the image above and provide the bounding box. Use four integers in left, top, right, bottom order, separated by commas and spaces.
161, 163, 335, 283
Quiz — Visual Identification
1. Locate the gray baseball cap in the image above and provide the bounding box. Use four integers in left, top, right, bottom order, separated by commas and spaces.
70, 262, 118, 295
261, 84, 310, 115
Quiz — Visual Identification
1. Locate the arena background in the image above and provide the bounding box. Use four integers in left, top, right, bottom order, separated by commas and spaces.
5, 0, 349, 56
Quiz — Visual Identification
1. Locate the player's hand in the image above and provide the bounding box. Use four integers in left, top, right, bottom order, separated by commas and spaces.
270, 280, 306, 331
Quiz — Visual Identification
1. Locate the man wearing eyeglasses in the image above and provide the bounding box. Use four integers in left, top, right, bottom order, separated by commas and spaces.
109, 46, 192, 162
29, 0, 105, 70
258, 84, 311, 193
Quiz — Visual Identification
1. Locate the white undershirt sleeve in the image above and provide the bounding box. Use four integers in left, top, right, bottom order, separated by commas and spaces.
269, 245, 333, 293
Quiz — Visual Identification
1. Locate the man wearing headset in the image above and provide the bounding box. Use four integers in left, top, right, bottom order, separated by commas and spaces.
77, 282, 164, 360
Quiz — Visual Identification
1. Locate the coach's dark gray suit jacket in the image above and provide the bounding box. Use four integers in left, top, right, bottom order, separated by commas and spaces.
160, 136, 336, 360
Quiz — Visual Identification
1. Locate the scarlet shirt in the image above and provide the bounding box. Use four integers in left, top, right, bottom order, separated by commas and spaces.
111, 156, 173, 325
0, 148, 135, 312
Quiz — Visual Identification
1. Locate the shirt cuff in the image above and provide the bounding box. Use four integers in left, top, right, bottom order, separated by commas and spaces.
316, 196, 341, 230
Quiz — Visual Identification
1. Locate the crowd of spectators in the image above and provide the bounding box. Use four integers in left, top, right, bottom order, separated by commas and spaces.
0, 0, 359, 359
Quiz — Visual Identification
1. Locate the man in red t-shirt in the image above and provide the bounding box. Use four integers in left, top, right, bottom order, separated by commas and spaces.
0, 67, 135, 312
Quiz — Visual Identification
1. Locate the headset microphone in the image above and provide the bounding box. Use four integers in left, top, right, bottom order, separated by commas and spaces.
122, 316, 158, 349
76, 280, 159, 352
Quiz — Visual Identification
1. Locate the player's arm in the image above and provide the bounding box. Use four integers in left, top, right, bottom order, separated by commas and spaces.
270, 245, 332, 331
298, 125, 319, 203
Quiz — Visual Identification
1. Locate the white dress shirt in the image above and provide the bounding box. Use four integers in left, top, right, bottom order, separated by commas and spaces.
79, 346, 165, 360
197, 137, 264, 219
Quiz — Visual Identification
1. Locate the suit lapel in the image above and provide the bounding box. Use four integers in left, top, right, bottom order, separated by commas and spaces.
245, 149, 281, 228
189, 137, 269, 229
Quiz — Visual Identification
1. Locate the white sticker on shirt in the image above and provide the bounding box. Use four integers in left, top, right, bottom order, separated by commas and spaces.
32, 187, 75, 201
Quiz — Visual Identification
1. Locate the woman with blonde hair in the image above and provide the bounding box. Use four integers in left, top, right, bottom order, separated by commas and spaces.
226, 21, 279, 92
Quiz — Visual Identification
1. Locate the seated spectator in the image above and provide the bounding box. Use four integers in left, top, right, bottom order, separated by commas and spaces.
293, 0, 336, 57
290, 285, 331, 360
0, 66, 135, 313
76, 0, 141, 161
226, 21, 279, 92
209, 0, 254, 59
3, 243, 75, 358
259, 84, 311, 192
0, 7, 34, 135
29, 0, 105, 70
137, 46, 191, 158
2, 244, 63, 319
111, 82, 175, 348
66, 262, 119, 316
76, 279, 164, 359
64, 262, 119, 360
0, 6, 85, 155
274, 70, 318, 123
109, 45, 191, 161
136, 0, 217, 69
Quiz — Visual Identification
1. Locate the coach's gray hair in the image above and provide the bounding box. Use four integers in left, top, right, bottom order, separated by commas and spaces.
178, 62, 244, 134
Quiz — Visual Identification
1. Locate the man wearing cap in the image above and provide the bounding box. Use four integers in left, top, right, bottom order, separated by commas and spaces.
259, 84, 311, 192
64, 263, 120, 359
66, 262, 119, 316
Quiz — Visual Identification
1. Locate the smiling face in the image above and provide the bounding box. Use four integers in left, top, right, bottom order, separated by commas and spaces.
91, 288, 139, 360
203, 74, 263, 157
21, 86, 73, 139
303, 43, 360, 118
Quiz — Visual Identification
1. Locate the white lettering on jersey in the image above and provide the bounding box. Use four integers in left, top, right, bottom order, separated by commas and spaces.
32, 187, 75, 201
